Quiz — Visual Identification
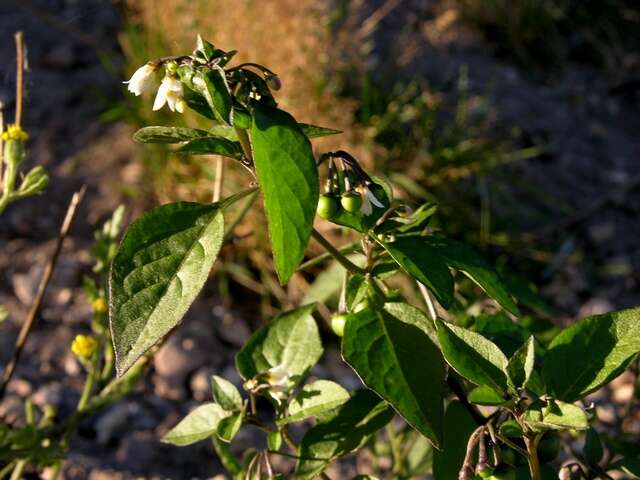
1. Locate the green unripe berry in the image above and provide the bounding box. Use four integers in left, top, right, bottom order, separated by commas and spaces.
330, 313, 350, 337
341, 192, 362, 213
317, 194, 339, 219
538, 432, 561, 462
477, 464, 494, 478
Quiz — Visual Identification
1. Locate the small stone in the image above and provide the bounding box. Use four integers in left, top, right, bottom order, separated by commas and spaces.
8, 378, 32, 397
190, 367, 214, 401
95, 404, 131, 445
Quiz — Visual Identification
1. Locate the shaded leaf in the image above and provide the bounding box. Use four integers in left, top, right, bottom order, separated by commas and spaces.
298, 123, 342, 139
251, 104, 319, 283
424, 235, 519, 314
507, 336, 535, 389
542, 307, 640, 402
197, 67, 233, 124
217, 411, 244, 442
133, 126, 209, 144
295, 390, 393, 479
467, 385, 509, 406
436, 319, 511, 395
176, 136, 244, 160
379, 235, 454, 309
584, 426, 603, 465
342, 303, 445, 447
433, 400, 477, 480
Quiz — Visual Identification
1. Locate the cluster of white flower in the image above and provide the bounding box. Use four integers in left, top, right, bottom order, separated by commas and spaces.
124, 63, 185, 113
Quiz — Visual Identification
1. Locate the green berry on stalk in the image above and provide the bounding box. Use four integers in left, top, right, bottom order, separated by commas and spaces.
341, 192, 362, 213
538, 432, 561, 462
330, 313, 350, 337
317, 194, 339, 219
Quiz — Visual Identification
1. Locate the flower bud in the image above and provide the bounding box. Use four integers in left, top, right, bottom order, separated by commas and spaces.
18, 166, 49, 197
71, 334, 98, 362
92, 297, 108, 314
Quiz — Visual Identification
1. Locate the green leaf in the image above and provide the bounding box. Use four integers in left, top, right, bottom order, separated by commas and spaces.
298, 123, 342, 139
211, 375, 243, 412
584, 427, 603, 465
467, 385, 509, 406
543, 307, 640, 402
378, 235, 454, 309
196, 34, 215, 61
197, 67, 233, 124
251, 104, 319, 283
432, 400, 477, 480
162, 403, 230, 446
133, 126, 209, 144
235, 304, 322, 383
217, 411, 244, 442
278, 380, 350, 425
183, 89, 216, 120
342, 303, 445, 447
523, 400, 588, 432
110, 201, 225, 376
176, 136, 244, 160
295, 390, 393, 479
435, 319, 511, 395
507, 336, 535, 389
424, 235, 519, 315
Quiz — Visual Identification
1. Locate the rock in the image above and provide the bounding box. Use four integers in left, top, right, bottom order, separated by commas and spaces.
578, 298, 614, 318
95, 403, 132, 445
7, 378, 32, 397
154, 335, 205, 399
190, 367, 215, 401
115, 432, 158, 468
12, 265, 43, 306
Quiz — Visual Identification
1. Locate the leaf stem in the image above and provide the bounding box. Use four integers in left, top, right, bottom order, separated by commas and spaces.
297, 241, 361, 271
311, 229, 364, 275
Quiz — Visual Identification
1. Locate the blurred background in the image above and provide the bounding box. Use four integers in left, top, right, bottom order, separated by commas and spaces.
0, 0, 639, 478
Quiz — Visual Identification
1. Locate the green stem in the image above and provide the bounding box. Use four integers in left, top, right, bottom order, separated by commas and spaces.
212, 437, 242, 476
387, 423, 403, 475
297, 241, 361, 271
0, 462, 15, 480
525, 435, 542, 480
223, 190, 259, 241
311, 229, 364, 275
8, 461, 25, 480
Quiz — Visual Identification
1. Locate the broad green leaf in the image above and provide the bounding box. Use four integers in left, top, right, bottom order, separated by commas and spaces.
217, 411, 244, 442
584, 427, 603, 465
295, 390, 393, 479
469, 313, 530, 357
235, 304, 322, 383
133, 126, 209, 144
424, 235, 519, 315
298, 123, 342, 139
277, 380, 350, 425
433, 400, 477, 480
467, 385, 509, 406
507, 336, 535, 389
110, 201, 225, 375
342, 303, 445, 447
176, 136, 244, 160
378, 235, 454, 309
542, 307, 640, 402
251, 104, 319, 283
183, 88, 216, 119
162, 403, 230, 446
436, 319, 511, 395
211, 375, 243, 412
524, 400, 588, 432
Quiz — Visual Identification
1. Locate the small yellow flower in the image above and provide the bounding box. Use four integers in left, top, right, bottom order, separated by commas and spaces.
71, 335, 98, 361
92, 298, 108, 314
1, 124, 29, 142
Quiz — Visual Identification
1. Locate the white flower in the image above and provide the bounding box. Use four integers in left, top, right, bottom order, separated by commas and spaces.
357, 184, 384, 215
153, 75, 185, 113
265, 364, 291, 391
124, 63, 156, 96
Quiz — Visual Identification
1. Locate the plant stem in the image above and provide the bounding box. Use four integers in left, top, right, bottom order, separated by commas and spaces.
525, 435, 542, 480
14, 32, 24, 128
387, 423, 403, 475
297, 241, 361, 271
213, 156, 224, 202
0, 462, 15, 480
8, 461, 25, 480
311, 229, 364, 275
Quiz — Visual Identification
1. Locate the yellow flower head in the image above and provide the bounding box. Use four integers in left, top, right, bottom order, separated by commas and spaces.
71, 334, 98, 361
92, 298, 108, 314
1, 124, 29, 142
